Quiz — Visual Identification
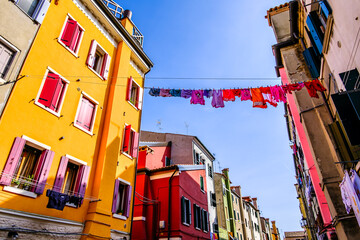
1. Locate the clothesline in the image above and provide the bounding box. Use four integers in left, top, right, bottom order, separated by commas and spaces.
148, 79, 327, 109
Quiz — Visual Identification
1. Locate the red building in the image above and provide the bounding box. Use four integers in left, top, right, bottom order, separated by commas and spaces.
132, 144, 211, 240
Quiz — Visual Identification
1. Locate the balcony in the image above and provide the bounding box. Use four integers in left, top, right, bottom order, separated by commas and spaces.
102, 0, 144, 47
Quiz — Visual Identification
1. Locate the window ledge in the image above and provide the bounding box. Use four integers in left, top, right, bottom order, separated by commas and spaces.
121, 152, 133, 160
113, 214, 127, 220
3, 186, 37, 198
65, 203, 78, 208
200, 189, 205, 194
73, 123, 94, 136
87, 66, 105, 80
34, 101, 61, 117
127, 101, 140, 111
182, 222, 190, 227
57, 40, 80, 58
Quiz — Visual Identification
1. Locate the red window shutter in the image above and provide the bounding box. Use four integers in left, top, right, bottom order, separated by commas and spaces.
69, 25, 80, 51
125, 185, 132, 218
83, 100, 95, 131
131, 131, 139, 158
122, 125, 131, 152
101, 54, 111, 80
0, 137, 26, 185
76, 97, 88, 128
53, 156, 69, 192
49, 78, 65, 111
86, 40, 97, 68
34, 150, 54, 194
112, 179, 120, 213
38, 72, 61, 108
136, 87, 144, 110
126, 77, 133, 101
78, 165, 90, 198
61, 19, 78, 48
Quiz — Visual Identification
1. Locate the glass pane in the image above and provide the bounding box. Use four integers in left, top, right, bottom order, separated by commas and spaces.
17, 0, 39, 16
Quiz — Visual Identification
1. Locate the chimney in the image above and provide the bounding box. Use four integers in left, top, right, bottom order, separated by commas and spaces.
252, 197, 258, 209
123, 9, 132, 20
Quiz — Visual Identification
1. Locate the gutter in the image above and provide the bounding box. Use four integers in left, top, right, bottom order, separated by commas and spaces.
168, 166, 178, 240
272, 0, 299, 77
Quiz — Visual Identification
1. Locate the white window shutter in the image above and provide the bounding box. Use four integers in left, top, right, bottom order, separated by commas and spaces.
33, 0, 50, 24
102, 54, 111, 80
137, 87, 144, 110
86, 40, 97, 68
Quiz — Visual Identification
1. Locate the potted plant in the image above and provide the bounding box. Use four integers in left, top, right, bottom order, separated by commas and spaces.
11, 179, 21, 188
23, 175, 34, 191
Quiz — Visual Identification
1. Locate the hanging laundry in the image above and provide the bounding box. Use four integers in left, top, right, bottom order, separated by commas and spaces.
240, 89, 252, 101
350, 169, 360, 200
159, 89, 172, 97
304, 79, 326, 98
181, 89, 193, 99
340, 170, 360, 226
251, 88, 267, 109
149, 88, 160, 96
170, 89, 182, 97
68, 195, 84, 208
270, 85, 287, 103
260, 86, 277, 107
203, 89, 213, 98
46, 189, 70, 211
222, 89, 236, 102
190, 90, 205, 105
340, 178, 353, 214
211, 90, 225, 108
232, 89, 241, 98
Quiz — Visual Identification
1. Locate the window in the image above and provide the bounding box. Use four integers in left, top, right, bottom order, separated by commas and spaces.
121, 124, 139, 158
126, 76, 144, 110
181, 196, 191, 225
200, 175, 204, 192
0, 136, 54, 196
0, 42, 16, 80
14, 0, 50, 23
59, 15, 84, 56
52, 155, 90, 205
35, 69, 69, 115
74, 92, 98, 135
112, 179, 132, 218
86, 40, 111, 80
165, 156, 171, 166
193, 204, 201, 230
211, 192, 217, 207
237, 212, 240, 221
208, 164, 213, 178
201, 209, 209, 232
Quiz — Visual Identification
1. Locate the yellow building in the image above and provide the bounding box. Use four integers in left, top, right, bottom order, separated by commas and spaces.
0, 0, 152, 239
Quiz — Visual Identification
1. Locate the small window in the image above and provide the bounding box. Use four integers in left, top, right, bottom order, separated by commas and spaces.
0, 136, 54, 195
15, 0, 50, 23
211, 192, 216, 207
0, 42, 16, 80
200, 175, 204, 192
112, 179, 132, 218
201, 209, 209, 232
35, 69, 69, 116
86, 40, 111, 80
237, 212, 240, 221
126, 77, 144, 110
59, 15, 84, 56
121, 124, 139, 158
165, 156, 171, 166
181, 196, 191, 225
208, 164, 213, 178
74, 92, 98, 135
193, 204, 201, 230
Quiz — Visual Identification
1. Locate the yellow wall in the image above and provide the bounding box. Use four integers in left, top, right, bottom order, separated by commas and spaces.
0, 0, 146, 238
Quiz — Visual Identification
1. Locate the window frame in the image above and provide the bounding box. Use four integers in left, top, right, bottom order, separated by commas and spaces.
0, 36, 20, 83
112, 178, 132, 220
73, 91, 98, 135
58, 14, 85, 57
121, 124, 139, 159
35, 67, 69, 117
13, 0, 50, 24
181, 196, 191, 226
201, 208, 209, 232
126, 76, 144, 110
86, 40, 111, 80
200, 175, 205, 192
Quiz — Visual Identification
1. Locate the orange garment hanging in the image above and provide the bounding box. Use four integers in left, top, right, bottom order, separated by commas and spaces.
250, 88, 267, 109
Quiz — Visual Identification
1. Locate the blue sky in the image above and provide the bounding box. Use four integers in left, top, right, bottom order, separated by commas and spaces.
118, 0, 302, 234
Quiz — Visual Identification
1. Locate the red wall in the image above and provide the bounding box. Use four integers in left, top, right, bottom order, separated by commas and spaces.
145, 146, 171, 170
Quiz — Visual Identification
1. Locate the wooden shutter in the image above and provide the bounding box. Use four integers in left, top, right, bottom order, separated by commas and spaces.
125, 185, 132, 217
122, 125, 131, 152
61, 19, 78, 48
53, 156, 69, 192
83, 100, 95, 131
0, 137, 26, 185
33, 0, 50, 24
49, 78, 64, 111
188, 199, 192, 224
0, 44, 14, 78
78, 165, 90, 198
136, 87, 144, 110
131, 132, 139, 158
86, 40, 97, 68
101, 54, 111, 80
181, 196, 185, 223
126, 77, 133, 101
112, 179, 120, 213
69, 24, 81, 51
38, 72, 61, 108
76, 97, 88, 129
34, 150, 54, 194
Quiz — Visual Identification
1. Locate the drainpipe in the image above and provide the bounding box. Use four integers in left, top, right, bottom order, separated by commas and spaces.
168, 166, 178, 240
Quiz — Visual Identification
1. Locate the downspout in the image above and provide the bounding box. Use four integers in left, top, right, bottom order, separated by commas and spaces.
168, 166, 178, 240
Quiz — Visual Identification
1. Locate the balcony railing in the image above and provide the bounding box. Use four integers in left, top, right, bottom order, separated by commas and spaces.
102, 0, 144, 47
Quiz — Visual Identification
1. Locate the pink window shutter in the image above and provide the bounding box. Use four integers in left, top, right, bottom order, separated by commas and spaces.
112, 179, 120, 213
131, 132, 139, 158
126, 77, 133, 101
136, 87, 144, 110
53, 156, 69, 192
61, 19, 78, 48
31, 150, 47, 192
38, 72, 61, 108
78, 165, 90, 199
101, 54, 111, 80
34, 150, 54, 194
0, 137, 26, 185
125, 185, 132, 218
73, 165, 85, 195
86, 40, 97, 68
122, 125, 131, 152
83, 100, 95, 131
76, 98, 88, 129
49, 78, 64, 111
69, 24, 80, 51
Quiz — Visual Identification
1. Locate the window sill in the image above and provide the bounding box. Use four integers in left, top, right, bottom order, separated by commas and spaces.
87, 66, 105, 80
182, 222, 190, 227
58, 40, 80, 58
34, 101, 61, 117
113, 214, 127, 220
121, 152, 133, 160
200, 189, 205, 194
127, 101, 140, 111
65, 203, 78, 208
3, 186, 37, 198
73, 123, 94, 136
